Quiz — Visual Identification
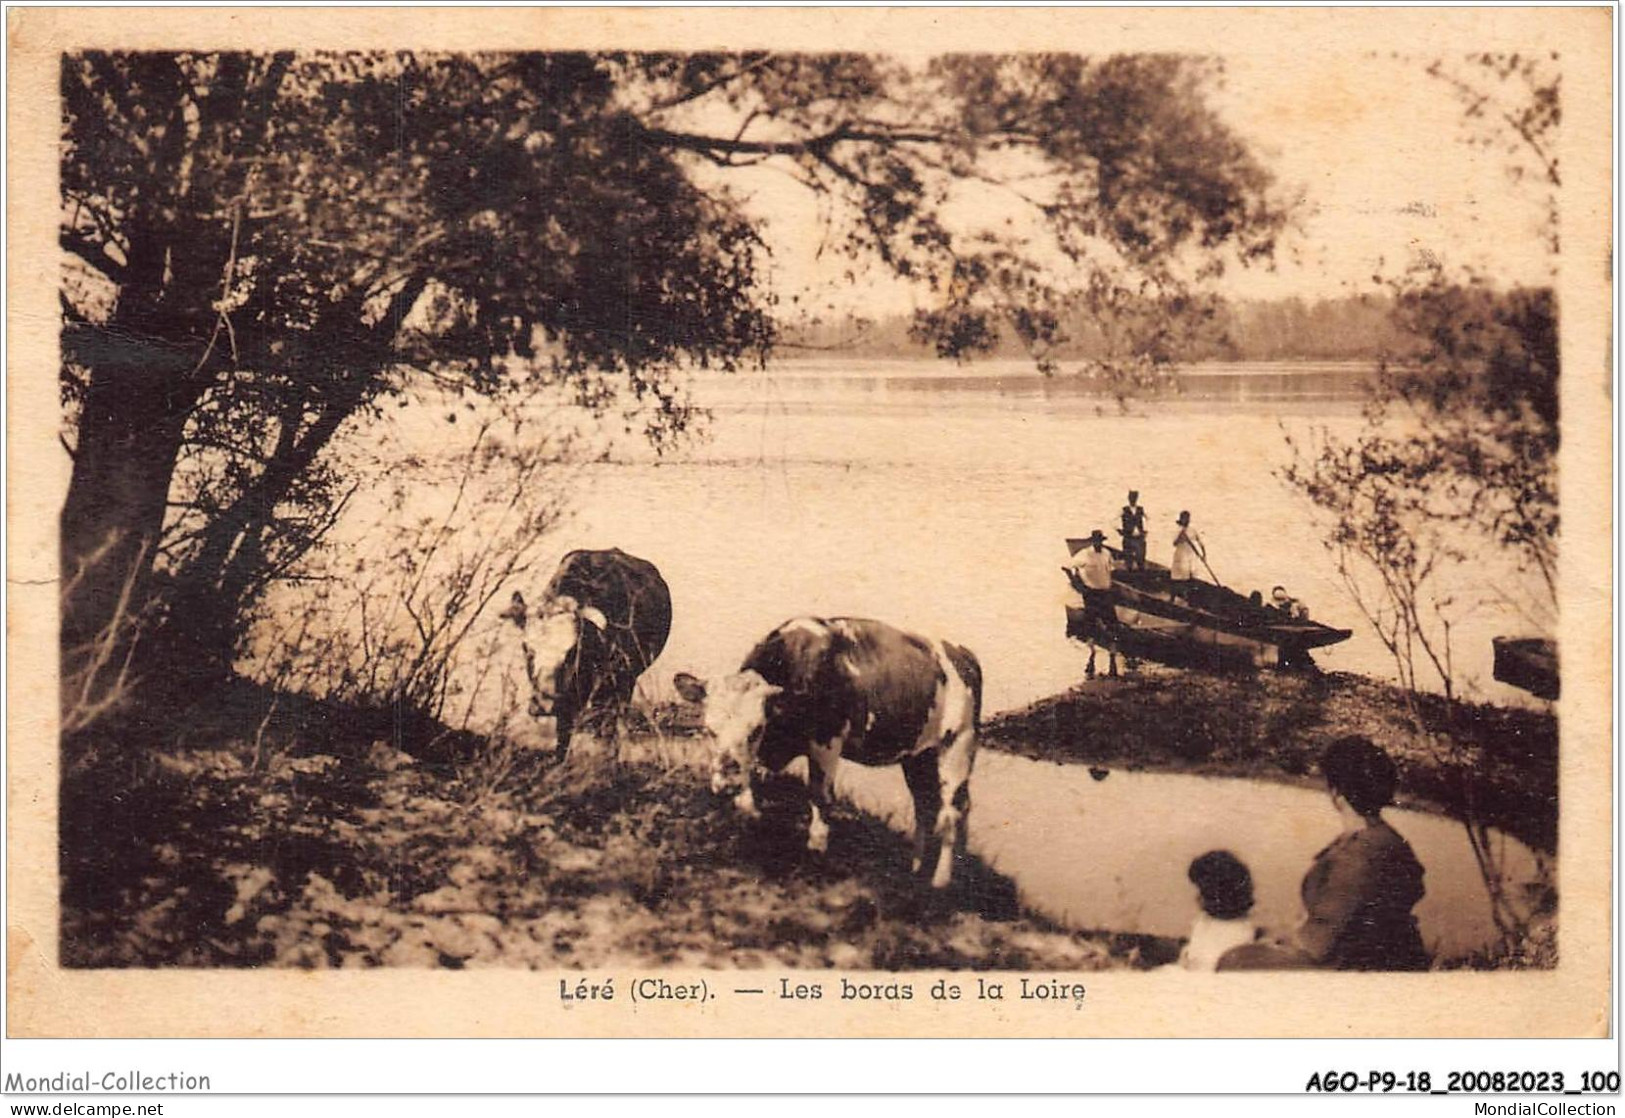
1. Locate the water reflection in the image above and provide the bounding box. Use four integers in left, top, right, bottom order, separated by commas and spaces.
833, 752, 1539, 962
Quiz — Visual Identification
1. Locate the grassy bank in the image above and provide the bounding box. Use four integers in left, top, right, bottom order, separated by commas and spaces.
983, 667, 1557, 854
61, 685, 1156, 970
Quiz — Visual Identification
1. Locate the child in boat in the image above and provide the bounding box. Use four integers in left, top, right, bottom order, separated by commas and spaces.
1271, 585, 1310, 620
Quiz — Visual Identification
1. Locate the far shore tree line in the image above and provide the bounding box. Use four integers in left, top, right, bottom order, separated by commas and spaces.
782, 292, 1414, 364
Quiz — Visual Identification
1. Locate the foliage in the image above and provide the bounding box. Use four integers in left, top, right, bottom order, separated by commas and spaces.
1388, 54, 1561, 604
1281, 424, 1466, 704
60, 49, 1286, 714
1279, 269, 1557, 702
1381, 267, 1558, 591
240, 398, 575, 742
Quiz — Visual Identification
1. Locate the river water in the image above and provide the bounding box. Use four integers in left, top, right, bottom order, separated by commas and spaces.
556, 357, 1546, 715
831, 752, 1539, 962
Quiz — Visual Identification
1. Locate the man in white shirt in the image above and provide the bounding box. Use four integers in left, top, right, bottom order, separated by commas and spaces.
1068, 529, 1119, 679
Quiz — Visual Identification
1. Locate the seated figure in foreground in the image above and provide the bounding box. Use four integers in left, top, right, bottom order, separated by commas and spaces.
1294, 736, 1431, 971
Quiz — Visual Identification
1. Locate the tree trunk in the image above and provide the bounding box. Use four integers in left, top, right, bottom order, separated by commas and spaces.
60, 360, 201, 702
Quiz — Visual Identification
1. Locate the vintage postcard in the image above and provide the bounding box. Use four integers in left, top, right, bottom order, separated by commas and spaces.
5, 6, 1613, 1043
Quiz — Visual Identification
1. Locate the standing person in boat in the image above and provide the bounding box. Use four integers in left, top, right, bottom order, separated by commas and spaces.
1119, 490, 1148, 571
1295, 736, 1430, 971
1068, 529, 1120, 679
1170, 510, 1206, 603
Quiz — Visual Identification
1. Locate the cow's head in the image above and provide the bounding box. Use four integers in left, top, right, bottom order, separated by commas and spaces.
501, 590, 607, 715
673, 670, 782, 810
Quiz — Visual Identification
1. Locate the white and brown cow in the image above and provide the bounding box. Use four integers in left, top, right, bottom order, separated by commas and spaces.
674, 617, 981, 889
502, 548, 671, 762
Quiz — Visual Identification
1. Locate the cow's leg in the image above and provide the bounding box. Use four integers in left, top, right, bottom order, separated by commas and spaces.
931, 728, 977, 889
1086, 642, 1098, 679
606, 677, 637, 742
551, 702, 576, 764
900, 752, 943, 878
805, 735, 842, 854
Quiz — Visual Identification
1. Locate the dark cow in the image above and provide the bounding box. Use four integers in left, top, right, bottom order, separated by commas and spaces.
501, 548, 671, 762
674, 617, 981, 889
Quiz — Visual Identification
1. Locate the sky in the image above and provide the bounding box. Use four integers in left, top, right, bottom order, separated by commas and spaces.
1209, 52, 1555, 299
715, 52, 1557, 318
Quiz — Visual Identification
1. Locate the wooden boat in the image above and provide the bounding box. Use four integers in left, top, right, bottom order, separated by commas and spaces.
1063, 538, 1352, 670
1492, 637, 1558, 700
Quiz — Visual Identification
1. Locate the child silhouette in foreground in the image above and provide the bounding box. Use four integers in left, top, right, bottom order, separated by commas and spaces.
1178, 849, 1312, 971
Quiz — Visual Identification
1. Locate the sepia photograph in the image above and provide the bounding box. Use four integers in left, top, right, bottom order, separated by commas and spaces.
6, 6, 1613, 1047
